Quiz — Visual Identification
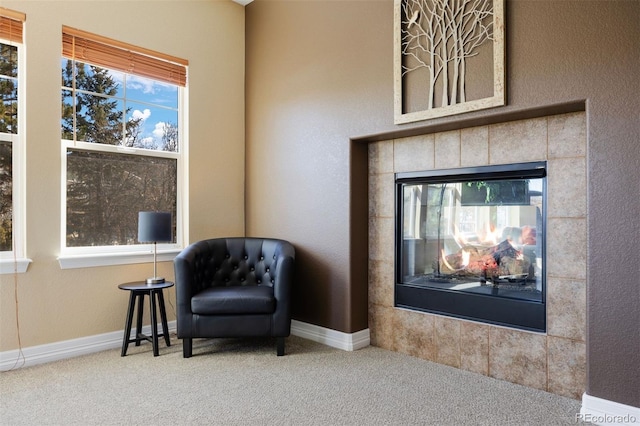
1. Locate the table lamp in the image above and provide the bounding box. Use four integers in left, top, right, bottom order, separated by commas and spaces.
138, 211, 172, 284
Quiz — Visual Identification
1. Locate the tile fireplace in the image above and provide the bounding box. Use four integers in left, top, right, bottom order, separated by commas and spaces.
368, 112, 586, 399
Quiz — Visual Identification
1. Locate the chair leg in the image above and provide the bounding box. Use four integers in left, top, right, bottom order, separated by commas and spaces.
276, 337, 285, 356
183, 338, 192, 358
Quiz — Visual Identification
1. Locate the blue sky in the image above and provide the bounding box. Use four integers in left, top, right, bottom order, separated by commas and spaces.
61, 59, 179, 150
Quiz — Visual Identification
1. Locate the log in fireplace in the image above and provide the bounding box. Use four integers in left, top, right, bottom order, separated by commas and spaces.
395, 162, 547, 332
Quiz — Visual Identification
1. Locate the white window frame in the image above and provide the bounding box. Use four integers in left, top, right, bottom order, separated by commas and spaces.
0, 33, 30, 274
57, 61, 189, 270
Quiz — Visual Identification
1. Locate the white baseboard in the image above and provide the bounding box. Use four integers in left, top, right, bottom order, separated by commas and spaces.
290, 319, 370, 351
0, 322, 177, 371
580, 393, 640, 425
0, 320, 368, 371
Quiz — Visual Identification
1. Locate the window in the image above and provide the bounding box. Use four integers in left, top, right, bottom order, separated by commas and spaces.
0, 8, 28, 274
59, 27, 188, 268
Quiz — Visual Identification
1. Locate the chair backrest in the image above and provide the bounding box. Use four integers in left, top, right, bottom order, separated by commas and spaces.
177, 237, 294, 291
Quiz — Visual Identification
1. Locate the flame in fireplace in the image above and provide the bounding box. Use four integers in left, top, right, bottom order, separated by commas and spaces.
452, 224, 468, 246
441, 248, 471, 271
452, 223, 501, 248
479, 223, 499, 245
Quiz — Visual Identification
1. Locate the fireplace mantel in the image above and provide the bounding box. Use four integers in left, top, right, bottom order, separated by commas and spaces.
354, 100, 585, 144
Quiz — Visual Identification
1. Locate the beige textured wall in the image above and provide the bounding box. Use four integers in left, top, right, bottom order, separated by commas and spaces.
246, 0, 394, 332
246, 0, 639, 407
0, 1, 246, 351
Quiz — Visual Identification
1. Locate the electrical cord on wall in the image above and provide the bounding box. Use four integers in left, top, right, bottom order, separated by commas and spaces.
2, 242, 25, 372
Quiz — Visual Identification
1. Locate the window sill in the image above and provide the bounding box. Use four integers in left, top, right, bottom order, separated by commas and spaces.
0, 258, 32, 274
58, 249, 182, 270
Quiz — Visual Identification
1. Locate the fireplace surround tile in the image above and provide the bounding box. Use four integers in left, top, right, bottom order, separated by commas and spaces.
547, 157, 587, 218
367, 112, 587, 399
460, 322, 490, 375
546, 277, 587, 341
488, 327, 548, 392
547, 336, 586, 399
369, 304, 394, 348
435, 316, 461, 368
393, 134, 434, 172
368, 216, 394, 262
434, 130, 461, 169
368, 259, 394, 307
460, 126, 489, 167
489, 117, 547, 164
394, 308, 437, 362
548, 112, 587, 158
368, 173, 394, 218
369, 139, 394, 175
546, 218, 587, 280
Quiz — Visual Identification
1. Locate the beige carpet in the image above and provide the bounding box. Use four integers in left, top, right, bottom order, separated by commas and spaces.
1, 334, 587, 425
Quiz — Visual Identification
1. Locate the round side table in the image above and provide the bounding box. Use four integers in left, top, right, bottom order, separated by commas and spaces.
118, 281, 174, 357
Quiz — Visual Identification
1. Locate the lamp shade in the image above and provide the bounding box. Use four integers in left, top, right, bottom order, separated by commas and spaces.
138, 211, 172, 243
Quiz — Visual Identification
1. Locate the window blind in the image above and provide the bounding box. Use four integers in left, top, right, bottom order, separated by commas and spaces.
62, 26, 187, 87
0, 8, 25, 43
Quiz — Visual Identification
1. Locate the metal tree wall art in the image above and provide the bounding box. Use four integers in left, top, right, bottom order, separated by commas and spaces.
394, 0, 505, 124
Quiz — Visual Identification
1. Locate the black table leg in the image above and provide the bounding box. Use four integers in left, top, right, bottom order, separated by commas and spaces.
121, 291, 137, 357
135, 292, 145, 346
150, 290, 159, 356
157, 290, 171, 347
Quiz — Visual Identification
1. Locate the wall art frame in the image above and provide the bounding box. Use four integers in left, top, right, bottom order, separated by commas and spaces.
394, 0, 505, 124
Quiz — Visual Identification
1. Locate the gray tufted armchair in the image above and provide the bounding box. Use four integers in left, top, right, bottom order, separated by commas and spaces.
173, 237, 295, 357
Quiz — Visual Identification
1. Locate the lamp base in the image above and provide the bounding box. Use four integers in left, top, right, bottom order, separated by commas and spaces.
146, 277, 165, 285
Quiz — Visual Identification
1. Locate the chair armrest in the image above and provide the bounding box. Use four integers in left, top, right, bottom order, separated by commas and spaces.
271, 244, 295, 336
273, 255, 295, 303
173, 245, 202, 315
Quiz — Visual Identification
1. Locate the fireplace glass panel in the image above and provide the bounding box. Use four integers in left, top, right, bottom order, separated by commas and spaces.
397, 164, 545, 306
